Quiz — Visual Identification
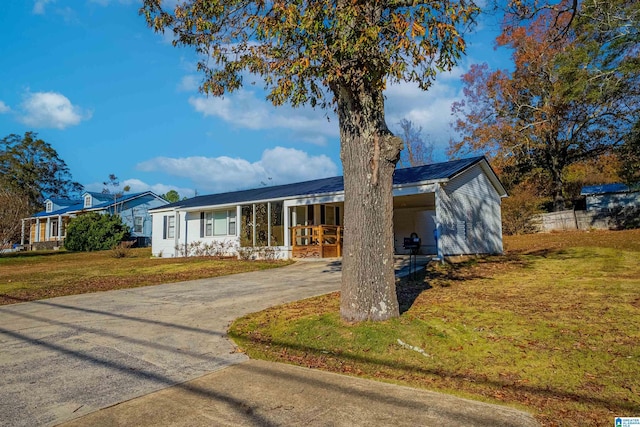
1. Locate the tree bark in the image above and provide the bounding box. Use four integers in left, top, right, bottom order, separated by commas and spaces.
334, 83, 403, 322
547, 141, 566, 212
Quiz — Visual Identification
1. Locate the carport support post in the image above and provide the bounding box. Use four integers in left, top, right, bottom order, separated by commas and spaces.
435, 185, 444, 263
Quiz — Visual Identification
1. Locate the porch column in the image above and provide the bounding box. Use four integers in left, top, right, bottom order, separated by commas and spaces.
267, 203, 272, 247
236, 206, 241, 237
35, 218, 40, 242
180, 210, 189, 257
252, 204, 256, 247
58, 215, 63, 240
174, 211, 180, 257
284, 205, 292, 248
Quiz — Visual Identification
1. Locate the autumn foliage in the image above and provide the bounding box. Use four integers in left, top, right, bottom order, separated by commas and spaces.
141, 0, 480, 322
450, 0, 639, 212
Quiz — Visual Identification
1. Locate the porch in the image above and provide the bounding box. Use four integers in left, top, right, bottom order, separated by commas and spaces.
291, 225, 343, 258
22, 216, 71, 246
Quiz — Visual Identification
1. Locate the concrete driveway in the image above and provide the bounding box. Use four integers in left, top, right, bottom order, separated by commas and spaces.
0, 261, 342, 427
1, 259, 539, 427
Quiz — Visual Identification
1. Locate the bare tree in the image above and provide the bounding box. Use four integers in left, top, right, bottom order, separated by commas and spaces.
102, 174, 131, 214
397, 119, 435, 168
0, 189, 30, 246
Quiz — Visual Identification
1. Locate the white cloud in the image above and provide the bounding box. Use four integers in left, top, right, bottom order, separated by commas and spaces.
84, 179, 195, 199
19, 91, 91, 129
137, 146, 338, 194
122, 179, 195, 198
384, 65, 470, 157
0, 101, 10, 114
33, 0, 54, 15
188, 89, 338, 144
177, 75, 199, 92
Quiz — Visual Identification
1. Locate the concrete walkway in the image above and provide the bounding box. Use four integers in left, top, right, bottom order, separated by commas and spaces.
61, 359, 539, 427
0, 260, 539, 427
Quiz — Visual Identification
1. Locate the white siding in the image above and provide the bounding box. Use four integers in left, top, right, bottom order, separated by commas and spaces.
151, 208, 291, 259
179, 211, 240, 256
151, 211, 177, 257
437, 164, 503, 255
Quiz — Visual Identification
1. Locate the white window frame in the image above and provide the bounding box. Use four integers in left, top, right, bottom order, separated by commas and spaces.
46, 201, 53, 213
203, 209, 236, 237
134, 216, 144, 233
84, 195, 92, 208
50, 219, 58, 238
166, 216, 175, 239
228, 209, 237, 235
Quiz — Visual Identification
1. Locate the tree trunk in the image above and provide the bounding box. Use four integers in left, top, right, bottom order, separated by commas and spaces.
334, 83, 403, 322
548, 144, 566, 212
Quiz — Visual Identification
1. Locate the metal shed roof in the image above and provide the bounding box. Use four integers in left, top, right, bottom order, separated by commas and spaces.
580, 183, 632, 196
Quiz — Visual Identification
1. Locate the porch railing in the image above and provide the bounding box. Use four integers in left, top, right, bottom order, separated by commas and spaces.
291, 225, 343, 258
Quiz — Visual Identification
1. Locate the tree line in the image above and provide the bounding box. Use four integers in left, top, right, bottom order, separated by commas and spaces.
0, 132, 185, 246
449, 0, 639, 225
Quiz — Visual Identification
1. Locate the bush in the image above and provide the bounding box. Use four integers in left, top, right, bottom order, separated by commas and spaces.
111, 240, 135, 258
174, 240, 238, 257
64, 212, 130, 252
502, 182, 547, 235
237, 246, 279, 260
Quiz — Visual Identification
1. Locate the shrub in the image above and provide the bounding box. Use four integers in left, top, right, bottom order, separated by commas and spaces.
237, 246, 279, 261
65, 212, 130, 252
175, 240, 238, 257
502, 182, 547, 235
111, 240, 135, 258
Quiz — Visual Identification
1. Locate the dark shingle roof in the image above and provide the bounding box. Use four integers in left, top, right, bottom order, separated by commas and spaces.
159, 156, 486, 210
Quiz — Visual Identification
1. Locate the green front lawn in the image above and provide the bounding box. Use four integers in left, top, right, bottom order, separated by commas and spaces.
0, 247, 291, 304
230, 230, 640, 426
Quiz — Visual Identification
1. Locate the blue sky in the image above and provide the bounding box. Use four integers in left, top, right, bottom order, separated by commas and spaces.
0, 1, 510, 199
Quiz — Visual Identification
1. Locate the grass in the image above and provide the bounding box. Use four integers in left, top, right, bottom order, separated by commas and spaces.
229, 229, 640, 427
0, 247, 292, 305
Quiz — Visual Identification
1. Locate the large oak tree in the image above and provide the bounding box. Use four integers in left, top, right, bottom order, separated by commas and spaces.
0, 132, 82, 243
141, 0, 478, 321
450, 0, 639, 211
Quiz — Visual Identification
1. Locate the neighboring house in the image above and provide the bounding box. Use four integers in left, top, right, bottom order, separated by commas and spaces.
150, 156, 507, 259
580, 183, 640, 212
21, 191, 169, 249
